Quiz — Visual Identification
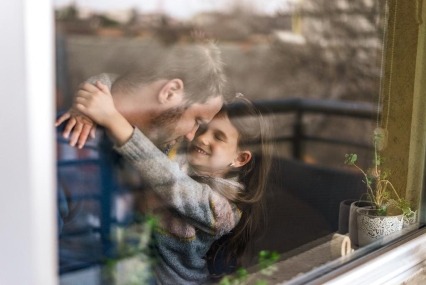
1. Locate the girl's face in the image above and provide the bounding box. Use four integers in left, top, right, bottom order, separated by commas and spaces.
187, 114, 251, 177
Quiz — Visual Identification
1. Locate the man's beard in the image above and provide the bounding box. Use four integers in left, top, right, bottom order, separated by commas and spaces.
148, 105, 187, 152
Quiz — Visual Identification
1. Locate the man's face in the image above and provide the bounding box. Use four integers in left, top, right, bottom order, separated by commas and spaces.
148, 96, 223, 151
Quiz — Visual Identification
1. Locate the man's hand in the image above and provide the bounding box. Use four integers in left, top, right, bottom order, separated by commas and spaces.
55, 108, 97, 149
55, 82, 100, 149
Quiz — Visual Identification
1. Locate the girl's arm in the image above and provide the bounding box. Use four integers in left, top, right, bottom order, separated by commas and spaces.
74, 81, 240, 235
115, 128, 242, 236
74, 81, 134, 146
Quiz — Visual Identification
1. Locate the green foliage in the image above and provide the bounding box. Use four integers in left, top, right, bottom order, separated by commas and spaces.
344, 132, 414, 217
102, 214, 158, 284
103, 215, 282, 285
258, 250, 280, 276
219, 250, 280, 285
344, 153, 357, 165
219, 268, 249, 285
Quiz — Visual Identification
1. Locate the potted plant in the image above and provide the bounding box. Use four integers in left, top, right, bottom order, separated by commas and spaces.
104, 215, 157, 285
344, 130, 415, 247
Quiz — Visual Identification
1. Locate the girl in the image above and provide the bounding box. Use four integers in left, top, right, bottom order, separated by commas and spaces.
74, 82, 272, 284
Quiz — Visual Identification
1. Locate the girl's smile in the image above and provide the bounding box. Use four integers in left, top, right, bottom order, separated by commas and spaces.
190, 144, 210, 156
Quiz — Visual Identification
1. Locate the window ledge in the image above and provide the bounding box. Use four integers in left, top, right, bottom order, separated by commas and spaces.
243, 227, 426, 284
308, 227, 426, 285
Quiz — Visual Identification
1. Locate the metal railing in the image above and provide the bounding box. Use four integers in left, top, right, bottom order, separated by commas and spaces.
253, 98, 377, 159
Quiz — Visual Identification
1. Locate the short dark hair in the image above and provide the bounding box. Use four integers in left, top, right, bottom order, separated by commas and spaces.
113, 42, 228, 104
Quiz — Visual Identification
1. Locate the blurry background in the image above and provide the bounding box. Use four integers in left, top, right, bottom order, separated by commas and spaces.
55, 0, 390, 276
54, 0, 384, 168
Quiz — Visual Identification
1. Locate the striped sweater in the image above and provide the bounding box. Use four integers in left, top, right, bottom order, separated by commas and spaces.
115, 127, 242, 284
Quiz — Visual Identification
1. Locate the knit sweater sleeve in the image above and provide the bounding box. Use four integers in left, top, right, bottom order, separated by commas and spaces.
114, 128, 241, 236
84, 73, 119, 89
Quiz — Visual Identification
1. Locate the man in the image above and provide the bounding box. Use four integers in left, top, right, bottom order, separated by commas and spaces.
57, 41, 227, 151
55, 42, 229, 278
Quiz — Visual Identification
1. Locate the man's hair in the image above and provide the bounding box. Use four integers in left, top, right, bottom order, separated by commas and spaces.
112, 42, 228, 104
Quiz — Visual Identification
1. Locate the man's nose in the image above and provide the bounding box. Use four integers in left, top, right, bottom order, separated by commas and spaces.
184, 124, 199, 141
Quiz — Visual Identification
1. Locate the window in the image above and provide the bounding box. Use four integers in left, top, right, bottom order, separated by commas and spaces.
53, 0, 426, 284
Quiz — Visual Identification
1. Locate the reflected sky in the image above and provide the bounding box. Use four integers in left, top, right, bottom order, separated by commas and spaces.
54, 0, 295, 19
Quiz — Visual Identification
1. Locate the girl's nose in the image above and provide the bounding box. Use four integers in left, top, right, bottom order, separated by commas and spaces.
196, 131, 210, 146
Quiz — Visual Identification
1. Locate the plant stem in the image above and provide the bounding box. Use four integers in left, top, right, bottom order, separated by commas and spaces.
381, 180, 401, 200
353, 163, 377, 206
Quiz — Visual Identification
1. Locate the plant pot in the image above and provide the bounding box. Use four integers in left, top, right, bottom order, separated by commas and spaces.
338, 199, 358, 234
357, 208, 404, 247
403, 210, 418, 228
348, 200, 375, 247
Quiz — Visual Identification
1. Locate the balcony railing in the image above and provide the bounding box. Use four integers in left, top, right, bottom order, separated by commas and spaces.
252, 97, 377, 159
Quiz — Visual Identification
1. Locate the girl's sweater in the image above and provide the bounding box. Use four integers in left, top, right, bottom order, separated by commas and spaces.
115, 128, 242, 285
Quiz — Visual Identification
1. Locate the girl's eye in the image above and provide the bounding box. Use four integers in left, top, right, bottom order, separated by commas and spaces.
215, 134, 225, 142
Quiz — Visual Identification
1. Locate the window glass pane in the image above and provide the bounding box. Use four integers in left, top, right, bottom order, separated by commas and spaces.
54, 0, 425, 284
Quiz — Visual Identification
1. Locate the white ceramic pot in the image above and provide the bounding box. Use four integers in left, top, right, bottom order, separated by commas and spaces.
403, 210, 417, 228
348, 200, 375, 247
357, 208, 403, 247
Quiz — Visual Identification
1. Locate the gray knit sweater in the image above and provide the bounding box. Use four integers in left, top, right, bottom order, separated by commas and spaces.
115, 128, 243, 285
85, 72, 118, 88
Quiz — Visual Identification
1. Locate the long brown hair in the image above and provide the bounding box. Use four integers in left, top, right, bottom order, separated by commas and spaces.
206, 96, 273, 273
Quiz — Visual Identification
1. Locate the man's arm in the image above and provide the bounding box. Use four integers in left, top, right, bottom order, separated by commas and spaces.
55, 73, 118, 148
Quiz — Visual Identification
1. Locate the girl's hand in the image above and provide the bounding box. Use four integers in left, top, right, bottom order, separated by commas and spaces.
74, 81, 134, 146
74, 81, 119, 129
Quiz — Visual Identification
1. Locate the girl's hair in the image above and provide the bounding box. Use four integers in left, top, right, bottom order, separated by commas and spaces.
205, 96, 273, 274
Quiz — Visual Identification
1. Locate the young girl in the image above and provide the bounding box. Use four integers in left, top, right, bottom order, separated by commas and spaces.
74, 82, 272, 284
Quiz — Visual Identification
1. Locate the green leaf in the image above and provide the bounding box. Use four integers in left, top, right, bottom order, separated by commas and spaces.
219, 276, 231, 285
259, 250, 280, 269
236, 268, 248, 279
344, 153, 358, 165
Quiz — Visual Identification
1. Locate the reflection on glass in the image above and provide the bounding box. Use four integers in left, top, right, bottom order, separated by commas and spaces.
54, 0, 422, 284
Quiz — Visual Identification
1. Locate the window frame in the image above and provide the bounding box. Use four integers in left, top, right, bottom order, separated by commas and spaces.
2, 0, 424, 284
0, 0, 56, 284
